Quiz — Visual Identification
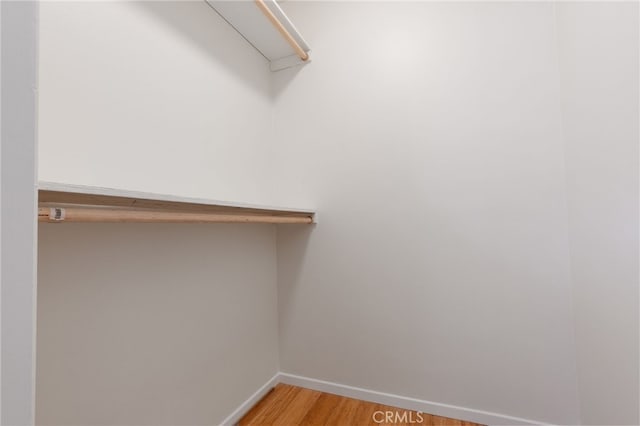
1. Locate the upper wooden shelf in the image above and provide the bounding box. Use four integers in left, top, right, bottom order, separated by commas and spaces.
38, 182, 315, 224
206, 0, 311, 71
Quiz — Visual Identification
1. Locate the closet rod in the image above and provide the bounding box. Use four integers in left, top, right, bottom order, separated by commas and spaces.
254, 0, 309, 61
38, 207, 313, 224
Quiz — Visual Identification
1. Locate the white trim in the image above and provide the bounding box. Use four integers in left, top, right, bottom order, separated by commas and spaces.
218, 373, 280, 426
219, 372, 552, 426
1, 2, 39, 424
277, 373, 548, 426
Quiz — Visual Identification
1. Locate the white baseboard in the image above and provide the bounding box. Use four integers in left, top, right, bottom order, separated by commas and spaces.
220, 371, 547, 426
277, 372, 545, 426
219, 373, 279, 426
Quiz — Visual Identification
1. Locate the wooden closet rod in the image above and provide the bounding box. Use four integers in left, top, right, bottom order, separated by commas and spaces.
38, 207, 313, 224
254, 0, 309, 61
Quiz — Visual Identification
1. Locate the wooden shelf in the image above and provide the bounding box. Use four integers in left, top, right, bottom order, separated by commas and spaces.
206, 0, 311, 71
38, 182, 315, 224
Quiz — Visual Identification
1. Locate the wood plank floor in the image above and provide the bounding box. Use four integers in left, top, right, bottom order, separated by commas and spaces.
239, 384, 484, 426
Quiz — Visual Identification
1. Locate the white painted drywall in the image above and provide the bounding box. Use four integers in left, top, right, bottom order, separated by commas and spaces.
274, 2, 586, 424
35, 1, 639, 424
38, 1, 277, 206
1, 2, 38, 425
36, 2, 281, 425
556, 3, 639, 424
36, 224, 279, 425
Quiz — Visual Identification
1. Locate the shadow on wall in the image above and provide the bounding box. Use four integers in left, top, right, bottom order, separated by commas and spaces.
36, 223, 281, 425
132, 1, 306, 101
132, 1, 273, 99
271, 62, 304, 100
277, 224, 315, 336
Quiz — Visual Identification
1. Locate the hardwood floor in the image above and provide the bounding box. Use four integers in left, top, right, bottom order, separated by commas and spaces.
239, 384, 484, 426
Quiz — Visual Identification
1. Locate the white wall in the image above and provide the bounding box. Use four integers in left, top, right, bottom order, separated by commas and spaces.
556, 3, 639, 424
37, 224, 279, 425
36, 2, 280, 424
273, 2, 623, 424
38, 1, 277, 206
1, 2, 38, 424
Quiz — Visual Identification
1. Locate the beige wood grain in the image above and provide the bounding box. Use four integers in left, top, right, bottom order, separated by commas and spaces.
38, 207, 313, 224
